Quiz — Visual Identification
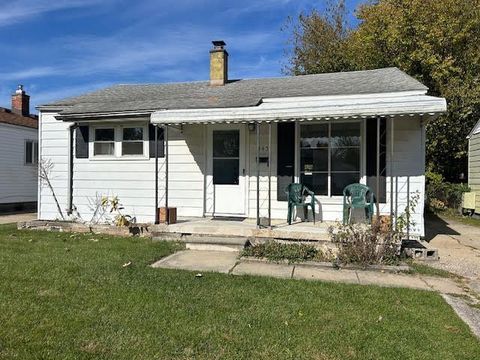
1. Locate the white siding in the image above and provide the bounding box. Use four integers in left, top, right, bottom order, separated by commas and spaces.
38, 113, 204, 222
0, 123, 38, 204
39, 112, 425, 235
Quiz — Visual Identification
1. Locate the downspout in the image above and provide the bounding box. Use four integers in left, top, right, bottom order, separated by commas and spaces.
165, 125, 169, 223
67, 123, 78, 215
256, 122, 260, 228
154, 124, 159, 224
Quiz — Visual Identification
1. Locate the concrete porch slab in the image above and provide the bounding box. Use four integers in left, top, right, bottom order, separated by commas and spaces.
152, 217, 333, 242
151, 250, 238, 274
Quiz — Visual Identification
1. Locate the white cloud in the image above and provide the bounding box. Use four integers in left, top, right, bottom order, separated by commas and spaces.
0, 0, 111, 26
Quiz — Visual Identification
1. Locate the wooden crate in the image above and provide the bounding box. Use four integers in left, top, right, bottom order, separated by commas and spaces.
158, 207, 177, 224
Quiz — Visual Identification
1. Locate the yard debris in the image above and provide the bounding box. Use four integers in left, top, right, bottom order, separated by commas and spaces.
195, 273, 203, 278
88, 238, 99, 242
377, 316, 383, 322
122, 261, 132, 268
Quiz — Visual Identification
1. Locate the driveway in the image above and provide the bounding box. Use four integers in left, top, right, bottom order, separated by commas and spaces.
0, 212, 37, 225
426, 215, 480, 281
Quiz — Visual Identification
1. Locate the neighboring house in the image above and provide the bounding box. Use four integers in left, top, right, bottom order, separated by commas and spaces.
37, 41, 446, 236
467, 120, 480, 213
0, 86, 38, 212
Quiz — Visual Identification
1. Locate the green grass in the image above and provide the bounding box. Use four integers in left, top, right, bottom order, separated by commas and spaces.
436, 209, 480, 228
0, 224, 479, 359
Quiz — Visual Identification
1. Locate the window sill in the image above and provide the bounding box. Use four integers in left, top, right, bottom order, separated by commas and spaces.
88, 155, 150, 161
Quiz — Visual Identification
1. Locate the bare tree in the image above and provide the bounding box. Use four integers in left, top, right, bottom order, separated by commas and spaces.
39, 158, 65, 220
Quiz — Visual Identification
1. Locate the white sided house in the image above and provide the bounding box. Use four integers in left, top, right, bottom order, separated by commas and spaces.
37, 41, 446, 237
0, 86, 38, 212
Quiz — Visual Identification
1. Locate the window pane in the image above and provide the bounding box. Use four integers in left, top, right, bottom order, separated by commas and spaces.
25, 141, 32, 164
95, 128, 114, 141
300, 124, 328, 148
331, 147, 360, 171
331, 123, 360, 147
331, 172, 360, 196
34, 142, 38, 164
213, 131, 239, 158
122, 142, 143, 155
301, 148, 328, 172
301, 173, 328, 195
213, 158, 239, 185
94, 142, 114, 156
123, 127, 143, 141
277, 122, 295, 201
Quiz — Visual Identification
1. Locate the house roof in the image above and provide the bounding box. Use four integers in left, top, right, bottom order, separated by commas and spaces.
40, 67, 429, 116
0, 108, 38, 129
467, 119, 480, 139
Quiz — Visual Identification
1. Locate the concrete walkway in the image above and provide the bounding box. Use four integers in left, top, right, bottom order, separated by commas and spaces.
0, 212, 36, 225
426, 215, 480, 291
151, 250, 467, 295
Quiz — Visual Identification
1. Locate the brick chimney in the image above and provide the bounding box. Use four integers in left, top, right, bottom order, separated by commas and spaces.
210, 40, 228, 86
11, 85, 30, 116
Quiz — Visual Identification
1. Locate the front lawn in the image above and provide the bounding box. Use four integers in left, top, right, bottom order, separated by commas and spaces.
0, 224, 479, 359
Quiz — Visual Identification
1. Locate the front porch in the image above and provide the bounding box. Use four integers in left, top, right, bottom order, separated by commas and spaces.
151, 216, 334, 249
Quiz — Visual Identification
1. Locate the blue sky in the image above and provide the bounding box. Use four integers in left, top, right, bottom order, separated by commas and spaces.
0, 0, 363, 112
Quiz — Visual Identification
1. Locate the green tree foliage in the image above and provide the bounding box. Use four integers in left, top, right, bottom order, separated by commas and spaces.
286, 0, 480, 181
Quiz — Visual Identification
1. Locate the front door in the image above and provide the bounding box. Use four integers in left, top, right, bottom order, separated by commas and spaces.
209, 126, 246, 216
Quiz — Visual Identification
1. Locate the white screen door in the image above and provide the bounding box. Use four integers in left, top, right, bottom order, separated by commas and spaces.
211, 126, 246, 215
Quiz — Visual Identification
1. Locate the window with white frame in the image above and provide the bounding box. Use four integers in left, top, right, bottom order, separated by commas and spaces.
93, 128, 115, 156
25, 140, 38, 165
300, 122, 361, 196
92, 125, 147, 158
122, 127, 144, 155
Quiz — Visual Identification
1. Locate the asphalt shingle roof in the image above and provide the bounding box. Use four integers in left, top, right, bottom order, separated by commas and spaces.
41, 67, 428, 115
0, 108, 38, 129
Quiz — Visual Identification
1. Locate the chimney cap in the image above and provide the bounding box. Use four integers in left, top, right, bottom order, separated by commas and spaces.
212, 40, 226, 50
15, 84, 25, 94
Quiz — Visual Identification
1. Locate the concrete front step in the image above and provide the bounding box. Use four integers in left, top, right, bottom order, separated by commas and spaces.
152, 232, 250, 252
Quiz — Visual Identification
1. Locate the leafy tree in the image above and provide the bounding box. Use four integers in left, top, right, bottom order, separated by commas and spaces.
285, 0, 480, 181
284, 0, 354, 75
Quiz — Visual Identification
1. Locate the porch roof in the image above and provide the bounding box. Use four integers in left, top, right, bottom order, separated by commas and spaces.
150, 91, 447, 125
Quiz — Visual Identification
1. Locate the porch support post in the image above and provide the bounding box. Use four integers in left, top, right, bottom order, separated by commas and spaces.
154, 124, 159, 224
268, 122, 272, 228
165, 125, 169, 223
256, 122, 260, 228
390, 117, 394, 231
376, 117, 380, 217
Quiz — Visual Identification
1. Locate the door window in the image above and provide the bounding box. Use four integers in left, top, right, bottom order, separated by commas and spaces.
213, 130, 239, 185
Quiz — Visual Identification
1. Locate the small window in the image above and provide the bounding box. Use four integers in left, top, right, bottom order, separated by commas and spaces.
122, 127, 144, 155
25, 140, 38, 165
94, 128, 115, 156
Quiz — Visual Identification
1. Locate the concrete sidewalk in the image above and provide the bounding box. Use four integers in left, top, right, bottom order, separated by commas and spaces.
0, 212, 36, 225
151, 250, 467, 295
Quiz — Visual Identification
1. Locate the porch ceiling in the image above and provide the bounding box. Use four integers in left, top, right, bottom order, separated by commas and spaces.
151, 91, 446, 125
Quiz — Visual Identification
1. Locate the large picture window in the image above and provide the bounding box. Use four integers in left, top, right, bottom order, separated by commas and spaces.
300, 122, 361, 196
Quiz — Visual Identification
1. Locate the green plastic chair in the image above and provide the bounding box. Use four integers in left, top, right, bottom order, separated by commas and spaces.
285, 183, 315, 225
342, 183, 375, 225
